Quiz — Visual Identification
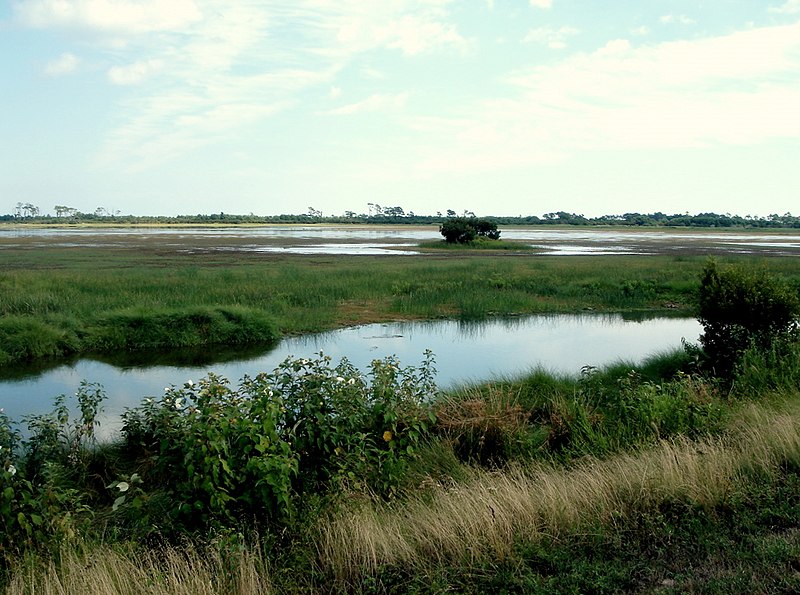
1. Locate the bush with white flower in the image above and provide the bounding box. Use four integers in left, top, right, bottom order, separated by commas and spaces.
117, 352, 438, 534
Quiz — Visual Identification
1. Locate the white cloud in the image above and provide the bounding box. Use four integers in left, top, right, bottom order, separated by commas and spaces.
415, 22, 800, 174
325, 92, 409, 116
769, 0, 800, 14
330, 3, 468, 57
380, 16, 467, 55
107, 59, 162, 85
522, 26, 579, 49
660, 14, 697, 25
16, 1, 468, 169
529, 0, 552, 8
44, 52, 79, 75
630, 25, 650, 36
14, 0, 202, 34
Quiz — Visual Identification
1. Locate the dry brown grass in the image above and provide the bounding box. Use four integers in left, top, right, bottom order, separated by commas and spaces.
5, 543, 272, 595
318, 400, 800, 583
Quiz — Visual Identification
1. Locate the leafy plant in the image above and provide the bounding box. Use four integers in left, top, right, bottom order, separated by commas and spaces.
118, 352, 438, 535
698, 260, 799, 377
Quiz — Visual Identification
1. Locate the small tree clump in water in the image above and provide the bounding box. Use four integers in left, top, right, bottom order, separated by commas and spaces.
697, 260, 799, 377
439, 217, 500, 244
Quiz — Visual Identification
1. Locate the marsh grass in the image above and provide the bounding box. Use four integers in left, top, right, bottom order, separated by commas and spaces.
318, 400, 800, 584
5, 541, 273, 595
0, 246, 742, 365
417, 239, 535, 251
5, 244, 800, 366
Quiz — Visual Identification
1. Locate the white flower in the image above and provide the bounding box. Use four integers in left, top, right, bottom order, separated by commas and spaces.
117, 481, 129, 493
164, 387, 170, 392
186, 379, 194, 387
174, 398, 184, 410
145, 398, 153, 404
268, 390, 274, 397
7, 464, 16, 477
335, 376, 344, 383
348, 378, 356, 385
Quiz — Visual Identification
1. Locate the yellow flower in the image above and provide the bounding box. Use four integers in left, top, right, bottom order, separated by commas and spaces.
383, 431, 393, 442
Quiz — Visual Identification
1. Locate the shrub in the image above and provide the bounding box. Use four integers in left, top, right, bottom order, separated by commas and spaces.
118, 352, 438, 534
439, 217, 500, 244
1, 384, 103, 566
698, 261, 799, 377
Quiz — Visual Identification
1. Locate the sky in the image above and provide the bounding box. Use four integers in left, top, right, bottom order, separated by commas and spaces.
1, 1, 800, 218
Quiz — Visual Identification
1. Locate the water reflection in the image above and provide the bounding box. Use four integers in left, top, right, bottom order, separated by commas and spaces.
3, 225, 800, 256
0, 313, 701, 438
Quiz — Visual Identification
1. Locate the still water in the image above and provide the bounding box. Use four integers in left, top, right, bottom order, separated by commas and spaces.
3, 225, 800, 256
0, 314, 700, 437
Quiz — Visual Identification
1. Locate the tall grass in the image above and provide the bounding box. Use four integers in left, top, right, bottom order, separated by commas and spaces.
318, 399, 800, 583
5, 542, 272, 595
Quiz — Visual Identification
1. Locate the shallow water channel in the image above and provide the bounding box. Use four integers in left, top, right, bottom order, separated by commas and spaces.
0, 313, 700, 438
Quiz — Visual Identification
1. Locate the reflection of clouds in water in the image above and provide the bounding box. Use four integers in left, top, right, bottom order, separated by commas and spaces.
1, 314, 703, 432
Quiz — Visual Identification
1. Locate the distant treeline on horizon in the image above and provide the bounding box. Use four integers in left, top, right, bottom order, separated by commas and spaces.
2, 208, 799, 229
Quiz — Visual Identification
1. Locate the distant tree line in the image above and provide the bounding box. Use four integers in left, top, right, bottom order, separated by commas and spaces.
2, 204, 800, 229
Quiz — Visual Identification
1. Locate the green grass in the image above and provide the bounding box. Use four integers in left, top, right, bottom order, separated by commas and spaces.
417, 238, 536, 251
3, 243, 800, 366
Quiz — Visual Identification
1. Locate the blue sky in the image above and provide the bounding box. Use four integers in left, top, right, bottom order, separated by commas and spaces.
2, 0, 799, 218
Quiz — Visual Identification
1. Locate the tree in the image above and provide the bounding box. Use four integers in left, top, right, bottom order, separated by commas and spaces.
472, 218, 501, 240
439, 217, 500, 244
698, 260, 799, 377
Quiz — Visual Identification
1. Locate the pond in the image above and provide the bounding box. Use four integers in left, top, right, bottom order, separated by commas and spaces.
0, 313, 701, 438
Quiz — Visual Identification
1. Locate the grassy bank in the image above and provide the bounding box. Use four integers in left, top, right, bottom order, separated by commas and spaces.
4, 241, 800, 366
3, 335, 800, 592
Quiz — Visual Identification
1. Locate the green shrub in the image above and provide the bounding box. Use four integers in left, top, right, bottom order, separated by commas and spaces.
439, 217, 500, 244
118, 352, 437, 535
1, 384, 103, 566
698, 260, 799, 377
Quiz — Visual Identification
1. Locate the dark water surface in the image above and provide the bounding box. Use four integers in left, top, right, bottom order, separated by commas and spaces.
0, 314, 700, 438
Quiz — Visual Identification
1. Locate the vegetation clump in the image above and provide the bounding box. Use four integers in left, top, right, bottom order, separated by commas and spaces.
439, 217, 500, 244
698, 260, 799, 377
0, 306, 279, 366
